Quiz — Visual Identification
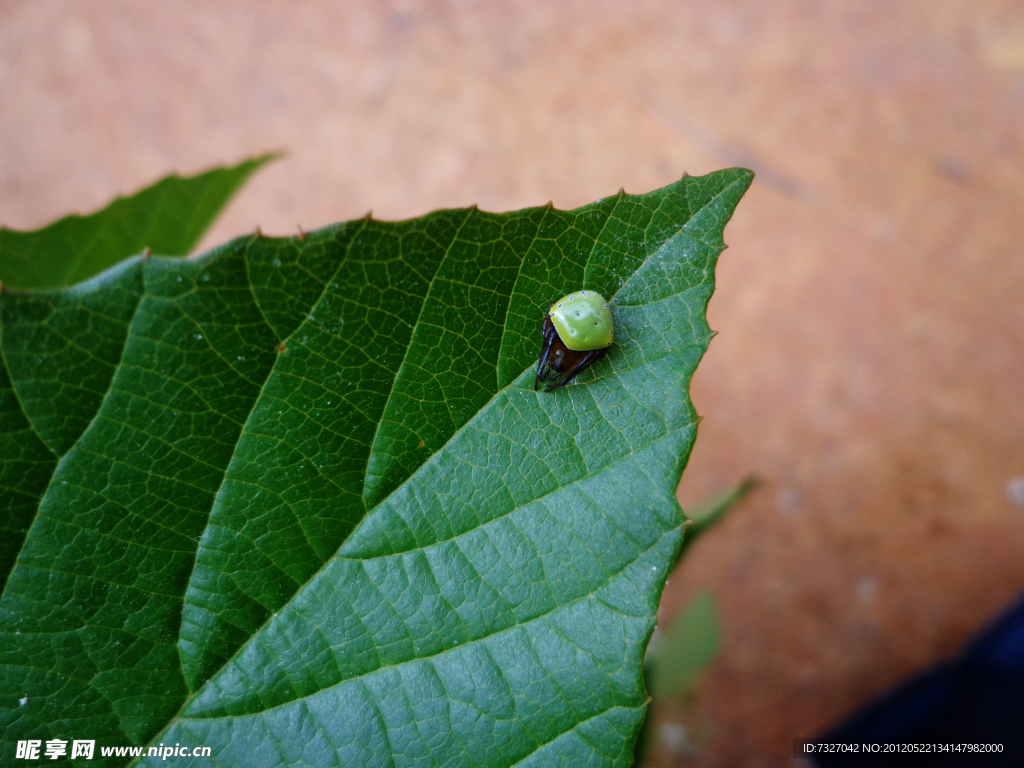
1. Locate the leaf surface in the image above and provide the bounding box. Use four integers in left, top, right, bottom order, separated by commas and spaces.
0, 156, 275, 291
0, 169, 752, 767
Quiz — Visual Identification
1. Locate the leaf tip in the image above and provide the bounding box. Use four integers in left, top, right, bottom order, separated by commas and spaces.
296, 224, 306, 242
256, 149, 286, 165
364, 210, 374, 221
737, 474, 762, 497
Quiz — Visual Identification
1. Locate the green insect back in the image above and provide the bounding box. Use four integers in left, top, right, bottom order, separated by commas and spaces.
548, 290, 614, 351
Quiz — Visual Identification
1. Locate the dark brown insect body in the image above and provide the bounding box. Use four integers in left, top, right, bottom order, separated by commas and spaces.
534, 314, 610, 392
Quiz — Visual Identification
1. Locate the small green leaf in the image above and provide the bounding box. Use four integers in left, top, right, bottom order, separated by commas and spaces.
686, 476, 757, 530
0, 169, 752, 767
0, 155, 275, 291
649, 590, 721, 700
675, 475, 758, 568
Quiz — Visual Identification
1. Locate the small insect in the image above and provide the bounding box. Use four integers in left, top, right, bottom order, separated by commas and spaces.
534, 290, 614, 392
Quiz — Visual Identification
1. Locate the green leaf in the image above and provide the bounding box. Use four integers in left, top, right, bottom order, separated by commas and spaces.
674, 475, 757, 568
0, 168, 752, 767
648, 590, 721, 700
0, 155, 276, 291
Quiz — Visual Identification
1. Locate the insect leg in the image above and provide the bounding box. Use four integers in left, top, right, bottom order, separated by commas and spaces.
534, 319, 559, 390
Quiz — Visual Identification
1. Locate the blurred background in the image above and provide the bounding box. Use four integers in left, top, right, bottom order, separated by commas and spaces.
2, 1, 1023, 765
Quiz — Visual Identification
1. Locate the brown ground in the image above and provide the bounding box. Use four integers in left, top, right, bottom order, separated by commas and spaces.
2, 2, 1023, 766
